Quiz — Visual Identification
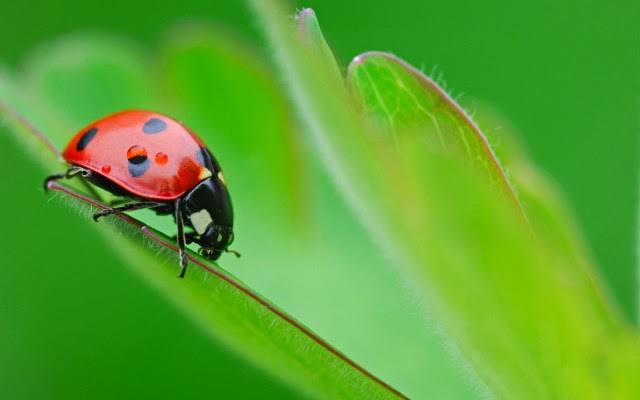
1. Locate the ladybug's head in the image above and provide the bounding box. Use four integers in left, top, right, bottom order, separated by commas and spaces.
182, 175, 237, 261
198, 225, 235, 261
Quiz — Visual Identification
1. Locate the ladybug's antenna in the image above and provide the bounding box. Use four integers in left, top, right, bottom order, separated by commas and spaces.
225, 249, 241, 258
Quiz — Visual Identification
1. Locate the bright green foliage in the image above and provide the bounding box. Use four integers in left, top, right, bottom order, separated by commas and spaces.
3, 1, 639, 398
345, 51, 624, 332
249, 2, 640, 398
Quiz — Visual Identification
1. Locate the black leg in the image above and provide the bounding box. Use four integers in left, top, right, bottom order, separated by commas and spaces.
184, 231, 198, 244
170, 231, 197, 244
43, 173, 66, 191
175, 198, 188, 278
45, 166, 102, 201
93, 201, 165, 222
44, 166, 90, 192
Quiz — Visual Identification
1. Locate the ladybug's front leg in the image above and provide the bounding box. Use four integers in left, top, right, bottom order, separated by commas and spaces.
170, 231, 198, 244
184, 231, 198, 244
175, 198, 189, 278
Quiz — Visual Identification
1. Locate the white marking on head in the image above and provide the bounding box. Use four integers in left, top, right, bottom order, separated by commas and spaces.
190, 209, 213, 235
217, 171, 226, 186
198, 167, 212, 180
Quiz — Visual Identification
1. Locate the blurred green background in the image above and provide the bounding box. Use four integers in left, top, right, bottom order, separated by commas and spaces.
1, 1, 638, 398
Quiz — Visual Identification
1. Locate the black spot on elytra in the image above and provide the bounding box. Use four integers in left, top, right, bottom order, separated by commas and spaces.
76, 128, 98, 151
142, 118, 167, 134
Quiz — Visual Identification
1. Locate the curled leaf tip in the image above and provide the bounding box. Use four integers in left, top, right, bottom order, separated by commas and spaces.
296, 7, 315, 19
295, 8, 313, 32
347, 52, 397, 79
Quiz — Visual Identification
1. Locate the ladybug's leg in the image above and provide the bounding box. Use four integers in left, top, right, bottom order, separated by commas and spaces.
43, 172, 66, 191
175, 198, 188, 278
169, 231, 197, 244
44, 166, 90, 191
45, 166, 103, 201
184, 231, 198, 244
93, 201, 165, 222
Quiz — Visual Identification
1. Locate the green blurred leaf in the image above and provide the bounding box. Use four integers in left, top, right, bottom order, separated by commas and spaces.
0, 70, 63, 171
0, 34, 406, 399
401, 142, 639, 398
20, 34, 157, 138
296, 8, 342, 79
249, 2, 638, 398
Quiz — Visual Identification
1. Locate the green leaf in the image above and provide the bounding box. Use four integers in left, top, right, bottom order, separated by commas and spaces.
346, 50, 624, 331
296, 8, 342, 79
399, 142, 639, 398
0, 34, 406, 399
0, 70, 62, 171
248, 2, 638, 398
50, 181, 406, 400
248, 2, 407, 262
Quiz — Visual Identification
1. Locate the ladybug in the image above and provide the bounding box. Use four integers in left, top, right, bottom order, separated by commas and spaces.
45, 110, 237, 277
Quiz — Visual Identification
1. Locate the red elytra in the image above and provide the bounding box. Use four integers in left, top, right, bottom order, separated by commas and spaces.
63, 110, 212, 201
